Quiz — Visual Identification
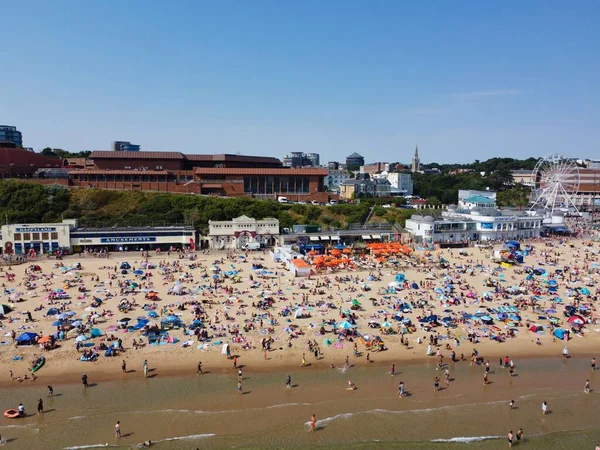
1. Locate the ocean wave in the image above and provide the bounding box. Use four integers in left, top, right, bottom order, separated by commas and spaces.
64, 445, 114, 449
133, 402, 315, 416
0, 424, 39, 431
304, 401, 507, 427
431, 435, 502, 443
157, 433, 215, 442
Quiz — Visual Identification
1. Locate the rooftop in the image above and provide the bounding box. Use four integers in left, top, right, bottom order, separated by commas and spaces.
89, 151, 281, 165
463, 195, 495, 204
194, 167, 327, 176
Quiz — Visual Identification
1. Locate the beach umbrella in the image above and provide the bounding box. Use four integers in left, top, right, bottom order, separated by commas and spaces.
381, 322, 392, 328
133, 269, 144, 275
52, 320, 65, 326
568, 315, 585, 326
71, 320, 82, 327
65, 311, 76, 317
351, 299, 362, 307
75, 335, 87, 342
57, 313, 69, 320
148, 311, 158, 318
338, 321, 354, 329
0, 304, 13, 314
580, 287, 591, 295
119, 317, 132, 322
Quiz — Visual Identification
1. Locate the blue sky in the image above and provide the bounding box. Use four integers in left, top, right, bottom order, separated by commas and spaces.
2, 1, 599, 163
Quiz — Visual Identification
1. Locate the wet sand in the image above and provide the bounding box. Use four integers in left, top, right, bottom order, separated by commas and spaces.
0, 356, 598, 449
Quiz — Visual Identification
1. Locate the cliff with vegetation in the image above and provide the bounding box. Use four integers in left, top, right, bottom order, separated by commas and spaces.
0, 181, 413, 231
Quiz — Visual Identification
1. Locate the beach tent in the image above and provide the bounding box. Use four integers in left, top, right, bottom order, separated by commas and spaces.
411, 282, 419, 290
395, 274, 406, 283
89, 328, 102, 338
580, 287, 591, 295
0, 304, 13, 315
120, 262, 131, 270
16, 332, 38, 345
529, 324, 543, 333
46, 308, 60, 316
553, 329, 567, 339
172, 283, 184, 295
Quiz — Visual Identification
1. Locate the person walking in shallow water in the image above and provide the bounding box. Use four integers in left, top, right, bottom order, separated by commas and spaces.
309, 414, 316, 432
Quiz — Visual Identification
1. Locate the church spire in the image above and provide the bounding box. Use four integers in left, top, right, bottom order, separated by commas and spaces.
411, 145, 420, 173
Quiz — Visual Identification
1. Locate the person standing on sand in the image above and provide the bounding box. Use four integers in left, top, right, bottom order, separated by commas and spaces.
301, 353, 306, 367
433, 376, 439, 392
509, 400, 514, 410
591, 357, 596, 371
196, 361, 203, 375
286, 375, 291, 388
143, 360, 148, 378
585, 379, 590, 393
233, 356, 237, 368
507, 430, 513, 448
237, 380, 242, 395
115, 421, 121, 440
516, 428, 523, 443
309, 414, 316, 432
121, 360, 127, 373
82, 373, 88, 388
398, 381, 405, 398
542, 401, 548, 415
47, 385, 53, 397
390, 363, 396, 376
37, 398, 43, 414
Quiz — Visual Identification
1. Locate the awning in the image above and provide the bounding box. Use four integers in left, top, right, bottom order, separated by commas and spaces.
309, 236, 320, 241
320, 236, 330, 241
362, 235, 372, 240
330, 236, 340, 240
372, 234, 382, 239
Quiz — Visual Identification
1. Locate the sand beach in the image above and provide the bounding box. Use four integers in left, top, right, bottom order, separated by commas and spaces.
0, 233, 599, 448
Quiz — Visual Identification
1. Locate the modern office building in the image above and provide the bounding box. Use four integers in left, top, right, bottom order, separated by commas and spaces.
345, 153, 364, 171
112, 141, 141, 152
0, 126, 23, 147
282, 152, 320, 168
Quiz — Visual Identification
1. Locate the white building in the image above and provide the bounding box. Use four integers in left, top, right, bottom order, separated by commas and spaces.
326, 169, 349, 192
0, 220, 197, 255
386, 172, 414, 195
405, 191, 554, 243
1, 220, 76, 255
208, 215, 279, 250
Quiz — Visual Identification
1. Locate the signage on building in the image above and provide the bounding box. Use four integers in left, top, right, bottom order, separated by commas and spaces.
15, 227, 57, 232
100, 237, 156, 243
493, 217, 517, 222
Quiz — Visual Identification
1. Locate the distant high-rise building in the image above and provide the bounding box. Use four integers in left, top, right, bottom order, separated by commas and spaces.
112, 141, 141, 152
328, 161, 339, 170
346, 152, 364, 171
411, 146, 420, 173
282, 152, 320, 167
0, 125, 23, 147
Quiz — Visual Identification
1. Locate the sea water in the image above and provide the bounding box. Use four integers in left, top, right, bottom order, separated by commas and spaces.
0, 356, 598, 449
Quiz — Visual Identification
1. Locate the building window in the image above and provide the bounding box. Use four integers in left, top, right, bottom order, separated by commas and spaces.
13, 233, 21, 241
42, 233, 49, 240
51, 232, 58, 240
32, 233, 40, 241
156, 166, 163, 170
23, 233, 31, 241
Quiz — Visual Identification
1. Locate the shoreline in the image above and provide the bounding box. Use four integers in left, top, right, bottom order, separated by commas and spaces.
3, 344, 597, 389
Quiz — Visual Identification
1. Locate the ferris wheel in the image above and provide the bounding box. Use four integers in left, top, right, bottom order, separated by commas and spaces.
529, 153, 580, 213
